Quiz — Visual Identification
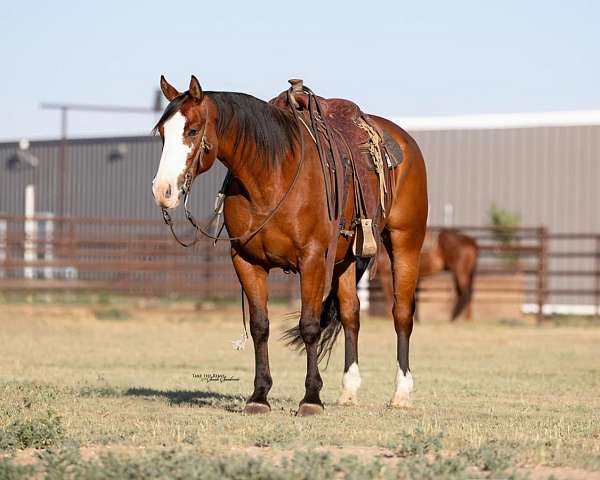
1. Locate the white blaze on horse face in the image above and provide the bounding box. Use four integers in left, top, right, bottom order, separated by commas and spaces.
337, 362, 361, 405
390, 363, 413, 408
152, 111, 191, 208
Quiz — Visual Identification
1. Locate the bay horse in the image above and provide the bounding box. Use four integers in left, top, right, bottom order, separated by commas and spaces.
377, 229, 478, 321
151, 75, 427, 415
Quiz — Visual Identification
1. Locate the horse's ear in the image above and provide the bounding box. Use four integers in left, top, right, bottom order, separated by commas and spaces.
160, 75, 180, 102
189, 75, 203, 101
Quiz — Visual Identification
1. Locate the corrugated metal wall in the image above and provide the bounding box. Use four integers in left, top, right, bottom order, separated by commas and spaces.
0, 136, 227, 219
415, 125, 600, 232
412, 125, 600, 307
3, 126, 596, 229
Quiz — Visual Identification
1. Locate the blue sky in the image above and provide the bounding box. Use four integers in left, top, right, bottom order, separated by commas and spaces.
1, 0, 599, 140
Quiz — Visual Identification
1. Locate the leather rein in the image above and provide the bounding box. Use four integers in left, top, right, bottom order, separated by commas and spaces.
161, 90, 306, 247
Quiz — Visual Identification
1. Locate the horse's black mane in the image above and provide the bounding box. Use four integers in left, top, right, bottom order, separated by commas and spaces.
153, 91, 298, 168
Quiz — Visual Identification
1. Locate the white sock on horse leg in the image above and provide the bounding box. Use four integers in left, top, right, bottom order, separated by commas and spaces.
337, 362, 361, 405
391, 362, 413, 407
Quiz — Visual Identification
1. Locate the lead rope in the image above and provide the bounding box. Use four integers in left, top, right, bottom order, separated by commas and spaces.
231, 290, 249, 350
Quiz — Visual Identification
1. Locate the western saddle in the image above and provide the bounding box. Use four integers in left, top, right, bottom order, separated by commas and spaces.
270, 79, 402, 260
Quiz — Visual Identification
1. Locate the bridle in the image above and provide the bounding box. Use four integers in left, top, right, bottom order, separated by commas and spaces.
181, 134, 212, 197
160, 89, 306, 248
160, 125, 217, 247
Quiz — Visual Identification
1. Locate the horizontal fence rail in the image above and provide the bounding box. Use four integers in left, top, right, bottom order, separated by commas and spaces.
0, 214, 297, 302
1, 216, 599, 320
368, 225, 600, 322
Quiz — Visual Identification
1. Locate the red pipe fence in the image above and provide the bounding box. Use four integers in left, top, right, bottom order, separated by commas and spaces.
1, 215, 599, 321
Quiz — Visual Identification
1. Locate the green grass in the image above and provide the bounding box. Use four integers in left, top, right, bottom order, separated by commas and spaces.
0, 303, 599, 478
0, 443, 531, 480
0, 410, 63, 450
93, 308, 132, 322
0, 428, 529, 480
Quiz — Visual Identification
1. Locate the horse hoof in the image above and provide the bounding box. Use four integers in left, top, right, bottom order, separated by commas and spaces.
244, 402, 271, 415
388, 397, 411, 409
336, 392, 358, 406
297, 403, 324, 416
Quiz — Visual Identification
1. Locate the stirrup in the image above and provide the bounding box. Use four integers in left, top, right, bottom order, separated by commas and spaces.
352, 218, 377, 257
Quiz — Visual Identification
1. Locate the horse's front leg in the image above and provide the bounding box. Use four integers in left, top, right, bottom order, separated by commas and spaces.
231, 252, 272, 414
297, 253, 327, 416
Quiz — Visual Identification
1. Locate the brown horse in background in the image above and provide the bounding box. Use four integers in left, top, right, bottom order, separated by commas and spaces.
152, 76, 427, 415
377, 229, 478, 321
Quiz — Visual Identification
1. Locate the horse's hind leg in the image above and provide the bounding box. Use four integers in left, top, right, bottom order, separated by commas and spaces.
335, 262, 362, 406
450, 253, 477, 321
383, 229, 422, 408
231, 253, 272, 414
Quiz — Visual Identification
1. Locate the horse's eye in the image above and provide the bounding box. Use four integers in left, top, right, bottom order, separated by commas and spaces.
188, 128, 198, 137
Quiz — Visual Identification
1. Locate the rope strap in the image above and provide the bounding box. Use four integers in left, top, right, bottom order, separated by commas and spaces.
355, 116, 387, 212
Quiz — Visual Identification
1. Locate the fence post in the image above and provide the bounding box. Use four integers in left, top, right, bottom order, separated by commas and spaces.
537, 226, 548, 324
68, 219, 76, 275
0, 218, 7, 280
595, 235, 600, 319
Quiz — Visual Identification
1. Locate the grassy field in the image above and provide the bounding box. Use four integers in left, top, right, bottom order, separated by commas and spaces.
0, 297, 599, 479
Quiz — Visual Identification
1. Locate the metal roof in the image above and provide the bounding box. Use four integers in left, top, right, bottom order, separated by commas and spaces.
393, 110, 600, 131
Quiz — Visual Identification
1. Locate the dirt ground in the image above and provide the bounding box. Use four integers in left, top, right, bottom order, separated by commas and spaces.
1, 297, 599, 478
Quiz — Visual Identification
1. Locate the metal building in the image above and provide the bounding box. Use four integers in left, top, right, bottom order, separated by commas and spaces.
0, 136, 224, 220
1, 110, 599, 307
395, 110, 600, 311
398, 111, 600, 232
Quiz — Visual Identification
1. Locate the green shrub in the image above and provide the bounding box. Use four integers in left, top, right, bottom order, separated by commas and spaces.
460, 444, 512, 472
393, 429, 444, 457
0, 460, 35, 480
0, 410, 63, 450
0, 442, 524, 480
488, 203, 522, 264
488, 202, 521, 240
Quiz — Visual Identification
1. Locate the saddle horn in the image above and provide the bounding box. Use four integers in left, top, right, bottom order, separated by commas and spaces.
288, 78, 304, 92
288, 79, 304, 109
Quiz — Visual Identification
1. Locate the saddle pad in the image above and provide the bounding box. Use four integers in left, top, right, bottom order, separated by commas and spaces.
382, 129, 403, 168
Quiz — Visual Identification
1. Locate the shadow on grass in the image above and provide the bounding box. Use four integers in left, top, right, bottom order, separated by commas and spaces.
124, 387, 245, 412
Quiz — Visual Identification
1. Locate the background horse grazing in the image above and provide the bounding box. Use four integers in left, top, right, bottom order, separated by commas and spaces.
152, 75, 427, 415
377, 229, 479, 321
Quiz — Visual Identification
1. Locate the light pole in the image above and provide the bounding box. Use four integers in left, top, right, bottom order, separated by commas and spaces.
40, 90, 163, 218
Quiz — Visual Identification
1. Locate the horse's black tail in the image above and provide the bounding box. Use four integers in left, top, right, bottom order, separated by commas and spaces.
282, 257, 372, 366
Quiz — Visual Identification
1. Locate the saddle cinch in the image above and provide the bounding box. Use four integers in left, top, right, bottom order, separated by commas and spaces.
270, 79, 403, 260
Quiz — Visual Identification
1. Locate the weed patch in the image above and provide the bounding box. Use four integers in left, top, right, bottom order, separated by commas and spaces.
460, 443, 512, 472
78, 386, 123, 398
0, 460, 35, 480
391, 429, 444, 457
0, 445, 534, 480
0, 410, 63, 450
94, 308, 131, 321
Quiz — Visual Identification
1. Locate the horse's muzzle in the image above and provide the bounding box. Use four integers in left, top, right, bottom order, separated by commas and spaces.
152, 178, 182, 209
